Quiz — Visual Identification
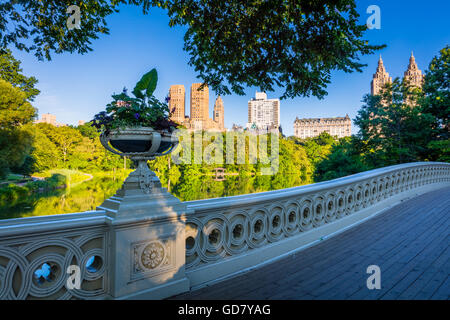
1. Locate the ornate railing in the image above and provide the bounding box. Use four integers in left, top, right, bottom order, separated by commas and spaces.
183, 162, 450, 286
0, 211, 110, 300
0, 162, 448, 299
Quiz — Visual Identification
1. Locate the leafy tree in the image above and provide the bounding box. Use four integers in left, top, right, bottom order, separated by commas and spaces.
419, 46, 450, 161
0, 49, 40, 101
0, 79, 36, 177
46, 126, 83, 166
0, 128, 33, 178
0, 79, 37, 128
0, 0, 384, 99
355, 78, 435, 167
315, 136, 369, 182
27, 125, 60, 172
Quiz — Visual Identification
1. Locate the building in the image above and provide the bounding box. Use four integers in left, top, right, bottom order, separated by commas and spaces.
168, 83, 225, 131
190, 83, 209, 123
168, 85, 185, 124
246, 92, 280, 130
213, 96, 225, 131
371, 52, 423, 95
78, 120, 85, 126
403, 52, 424, 88
294, 115, 351, 139
371, 56, 392, 96
34, 113, 66, 127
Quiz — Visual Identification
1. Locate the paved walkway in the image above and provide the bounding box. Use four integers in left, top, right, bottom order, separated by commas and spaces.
173, 186, 450, 300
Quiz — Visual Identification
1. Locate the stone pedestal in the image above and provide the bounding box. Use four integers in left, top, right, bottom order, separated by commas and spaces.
98, 162, 190, 299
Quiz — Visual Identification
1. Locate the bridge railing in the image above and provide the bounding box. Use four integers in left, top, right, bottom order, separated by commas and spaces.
0, 211, 110, 300
183, 162, 450, 287
0, 162, 448, 299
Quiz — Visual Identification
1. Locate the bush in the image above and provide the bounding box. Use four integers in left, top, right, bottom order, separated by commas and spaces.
0, 184, 30, 207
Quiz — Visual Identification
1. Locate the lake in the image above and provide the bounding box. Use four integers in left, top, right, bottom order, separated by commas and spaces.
0, 172, 308, 220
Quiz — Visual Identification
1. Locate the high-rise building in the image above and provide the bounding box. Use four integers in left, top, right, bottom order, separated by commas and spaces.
168, 85, 186, 124
213, 96, 225, 131
169, 83, 225, 131
190, 83, 209, 123
371, 55, 392, 96
246, 92, 280, 130
403, 52, 424, 88
293, 115, 351, 139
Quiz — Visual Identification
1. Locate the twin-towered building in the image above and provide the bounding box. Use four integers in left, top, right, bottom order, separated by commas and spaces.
371, 52, 424, 95
293, 52, 423, 139
169, 83, 225, 131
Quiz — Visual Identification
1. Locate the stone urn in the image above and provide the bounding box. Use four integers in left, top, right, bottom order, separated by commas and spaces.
100, 126, 178, 194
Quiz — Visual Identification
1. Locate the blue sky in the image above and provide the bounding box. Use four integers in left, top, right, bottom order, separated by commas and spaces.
10, 0, 450, 136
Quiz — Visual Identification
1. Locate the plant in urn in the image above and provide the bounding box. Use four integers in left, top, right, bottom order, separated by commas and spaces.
92, 69, 181, 217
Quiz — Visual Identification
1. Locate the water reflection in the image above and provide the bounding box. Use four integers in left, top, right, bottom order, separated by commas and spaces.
0, 173, 309, 220
0, 177, 125, 220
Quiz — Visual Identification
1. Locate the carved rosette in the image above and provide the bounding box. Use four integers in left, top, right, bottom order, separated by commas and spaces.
141, 242, 165, 269
132, 239, 175, 281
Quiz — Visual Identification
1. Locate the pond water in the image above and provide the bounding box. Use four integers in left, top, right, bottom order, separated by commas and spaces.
0, 176, 125, 220
0, 173, 308, 220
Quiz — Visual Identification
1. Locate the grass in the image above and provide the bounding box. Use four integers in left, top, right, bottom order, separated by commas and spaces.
33, 169, 92, 185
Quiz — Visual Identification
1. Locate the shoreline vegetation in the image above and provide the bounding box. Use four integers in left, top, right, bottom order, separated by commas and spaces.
0, 169, 131, 218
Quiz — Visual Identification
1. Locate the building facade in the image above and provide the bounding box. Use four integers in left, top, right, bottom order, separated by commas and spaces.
169, 85, 186, 124
371, 56, 393, 96
246, 92, 280, 130
371, 52, 423, 95
168, 83, 225, 131
213, 96, 225, 131
294, 115, 351, 139
403, 52, 424, 88
34, 113, 66, 127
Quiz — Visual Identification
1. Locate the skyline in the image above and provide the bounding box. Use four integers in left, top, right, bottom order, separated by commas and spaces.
8, 0, 450, 136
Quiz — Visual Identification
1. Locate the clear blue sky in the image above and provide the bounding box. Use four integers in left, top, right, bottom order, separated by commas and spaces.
10, 0, 450, 136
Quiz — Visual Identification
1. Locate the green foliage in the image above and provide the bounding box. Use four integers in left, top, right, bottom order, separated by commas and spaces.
148, 131, 314, 201
0, 49, 40, 101
0, 127, 33, 179
420, 45, 450, 161
92, 69, 177, 132
0, 1, 384, 99
0, 79, 37, 128
315, 137, 369, 182
355, 78, 435, 167
165, 0, 385, 99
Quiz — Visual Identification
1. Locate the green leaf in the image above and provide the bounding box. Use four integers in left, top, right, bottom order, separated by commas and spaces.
132, 69, 158, 98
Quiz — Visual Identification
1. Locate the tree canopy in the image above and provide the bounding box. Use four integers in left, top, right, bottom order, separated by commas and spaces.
0, 49, 40, 101
0, 0, 384, 99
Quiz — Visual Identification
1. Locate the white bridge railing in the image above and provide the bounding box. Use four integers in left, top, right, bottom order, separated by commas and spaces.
183, 162, 450, 287
0, 162, 449, 299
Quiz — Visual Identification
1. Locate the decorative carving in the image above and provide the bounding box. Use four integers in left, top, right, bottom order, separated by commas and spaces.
141, 242, 165, 269
132, 239, 173, 280
0, 231, 108, 300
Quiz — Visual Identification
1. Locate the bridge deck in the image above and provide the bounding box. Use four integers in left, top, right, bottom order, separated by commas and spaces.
173, 186, 450, 300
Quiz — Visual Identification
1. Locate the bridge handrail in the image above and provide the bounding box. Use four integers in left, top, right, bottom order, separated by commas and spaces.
183, 162, 450, 287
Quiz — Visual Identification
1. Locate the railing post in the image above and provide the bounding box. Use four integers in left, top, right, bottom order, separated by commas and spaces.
98, 167, 190, 299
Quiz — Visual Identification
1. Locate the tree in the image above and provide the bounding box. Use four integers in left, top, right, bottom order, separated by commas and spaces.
46, 126, 83, 166
419, 46, 450, 161
0, 0, 384, 99
0, 49, 40, 101
0, 79, 36, 178
315, 136, 368, 182
355, 79, 434, 167
0, 79, 37, 128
